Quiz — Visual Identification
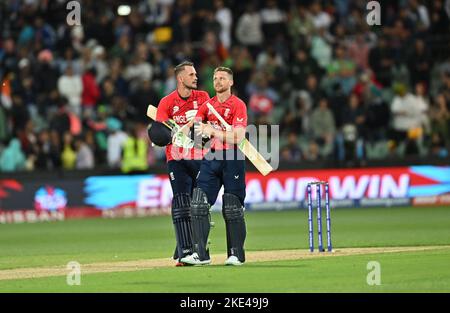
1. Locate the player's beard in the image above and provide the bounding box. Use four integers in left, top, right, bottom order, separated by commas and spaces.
184, 81, 198, 90
214, 85, 228, 94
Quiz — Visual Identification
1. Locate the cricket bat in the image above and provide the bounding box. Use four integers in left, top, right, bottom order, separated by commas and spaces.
206, 102, 273, 176
147, 105, 158, 121
146, 104, 190, 132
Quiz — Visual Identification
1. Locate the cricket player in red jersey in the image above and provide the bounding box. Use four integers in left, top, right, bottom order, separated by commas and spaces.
156, 61, 210, 266
181, 66, 248, 266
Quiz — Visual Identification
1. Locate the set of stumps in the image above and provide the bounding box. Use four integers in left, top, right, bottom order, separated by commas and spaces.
307, 182, 333, 253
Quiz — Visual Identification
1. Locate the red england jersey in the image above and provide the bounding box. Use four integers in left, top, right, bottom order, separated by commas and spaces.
156, 89, 210, 161
196, 94, 248, 150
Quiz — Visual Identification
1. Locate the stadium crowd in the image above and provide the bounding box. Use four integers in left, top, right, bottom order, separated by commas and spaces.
1, 0, 450, 172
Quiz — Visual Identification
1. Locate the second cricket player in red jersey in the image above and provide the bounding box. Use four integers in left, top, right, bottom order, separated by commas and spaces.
181, 66, 248, 266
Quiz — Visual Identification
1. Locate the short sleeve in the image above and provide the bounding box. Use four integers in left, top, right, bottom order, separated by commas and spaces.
232, 99, 248, 128
156, 98, 170, 121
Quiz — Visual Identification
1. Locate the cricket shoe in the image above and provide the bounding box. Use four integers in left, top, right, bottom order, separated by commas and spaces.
224, 255, 243, 266
180, 253, 211, 265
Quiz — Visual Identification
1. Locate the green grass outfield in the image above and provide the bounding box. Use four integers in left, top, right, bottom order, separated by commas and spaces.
1, 206, 450, 292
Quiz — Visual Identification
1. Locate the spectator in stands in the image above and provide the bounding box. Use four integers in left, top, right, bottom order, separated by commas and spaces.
34, 16, 56, 49
255, 46, 286, 89
304, 141, 321, 161
287, 4, 314, 51
280, 146, 293, 162
202, 10, 222, 47
121, 125, 149, 174
281, 132, 303, 162
162, 66, 176, 97
106, 117, 128, 169
341, 94, 367, 137
289, 49, 322, 92
408, 0, 430, 34
130, 79, 159, 125
246, 71, 279, 124
91, 45, 109, 83
74, 135, 95, 169
57, 47, 82, 75
391, 59, 411, 88
235, 2, 264, 58
324, 45, 356, 95
79, 46, 94, 74
214, 0, 232, 49
327, 82, 347, 129
99, 77, 117, 108
198, 30, 227, 65
35, 129, 61, 170
16, 119, 37, 161
309, 98, 336, 156
347, 33, 370, 71
281, 93, 310, 137
108, 58, 129, 97
310, 27, 332, 69
336, 94, 367, 164
49, 98, 71, 140
351, 71, 383, 107
407, 39, 432, 87
0, 39, 18, 76
429, 132, 448, 158
124, 42, 153, 93
33, 50, 59, 114
10, 93, 30, 137
223, 46, 254, 100
412, 82, 431, 135
81, 67, 101, 118
200, 54, 220, 96
429, 93, 450, 145
61, 132, 76, 170
391, 83, 429, 143
86, 105, 109, 164
58, 66, 83, 116
365, 96, 391, 142
368, 36, 394, 87
260, 0, 286, 42
301, 74, 323, 109
310, 2, 332, 32
0, 139, 26, 172
110, 32, 132, 62
429, 0, 450, 42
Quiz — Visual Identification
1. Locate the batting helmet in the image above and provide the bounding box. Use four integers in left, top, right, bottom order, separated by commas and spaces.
147, 121, 172, 146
